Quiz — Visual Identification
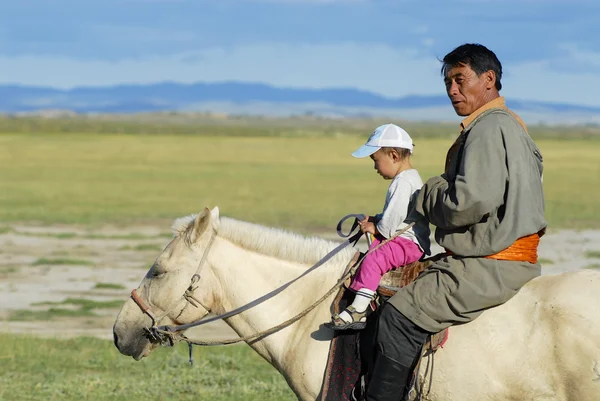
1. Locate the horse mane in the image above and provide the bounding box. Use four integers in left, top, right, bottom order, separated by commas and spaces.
172, 214, 355, 266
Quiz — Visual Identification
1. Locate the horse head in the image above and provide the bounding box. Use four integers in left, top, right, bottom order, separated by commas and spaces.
113, 207, 221, 360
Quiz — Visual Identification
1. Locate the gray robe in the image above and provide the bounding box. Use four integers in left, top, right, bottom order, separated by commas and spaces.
390, 108, 547, 332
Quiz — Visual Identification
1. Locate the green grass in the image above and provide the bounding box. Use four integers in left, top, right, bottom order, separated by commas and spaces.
0, 114, 461, 138
0, 226, 11, 234
8, 308, 99, 321
84, 233, 168, 240
585, 251, 600, 259
93, 282, 126, 290
119, 243, 165, 251
0, 131, 598, 230
15, 231, 169, 240
32, 231, 78, 239
32, 258, 94, 266
55, 232, 78, 238
1, 114, 599, 140
10, 298, 125, 321
0, 334, 295, 401
32, 298, 125, 309
538, 258, 555, 265
55, 233, 77, 239
0, 266, 19, 274
585, 264, 600, 269
13, 230, 78, 238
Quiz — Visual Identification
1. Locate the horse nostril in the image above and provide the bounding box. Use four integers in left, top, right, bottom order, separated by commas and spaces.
113, 330, 120, 350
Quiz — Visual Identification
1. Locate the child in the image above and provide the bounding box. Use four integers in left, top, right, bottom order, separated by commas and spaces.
326, 123, 430, 331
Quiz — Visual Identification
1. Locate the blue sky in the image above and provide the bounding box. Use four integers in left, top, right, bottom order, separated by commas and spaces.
2, 0, 600, 105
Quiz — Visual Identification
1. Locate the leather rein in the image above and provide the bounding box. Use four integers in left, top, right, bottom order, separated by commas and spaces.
128, 214, 405, 363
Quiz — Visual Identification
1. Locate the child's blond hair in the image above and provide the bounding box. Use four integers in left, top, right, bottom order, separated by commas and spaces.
382, 147, 411, 160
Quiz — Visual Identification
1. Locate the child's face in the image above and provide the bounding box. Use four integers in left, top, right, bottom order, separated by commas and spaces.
370, 149, 400, 179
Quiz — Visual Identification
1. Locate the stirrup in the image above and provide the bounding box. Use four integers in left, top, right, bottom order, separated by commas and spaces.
325, 305, 367, 331
351, 375, 366, 401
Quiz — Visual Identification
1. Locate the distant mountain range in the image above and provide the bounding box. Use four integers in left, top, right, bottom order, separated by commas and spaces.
2, 82, 600, 124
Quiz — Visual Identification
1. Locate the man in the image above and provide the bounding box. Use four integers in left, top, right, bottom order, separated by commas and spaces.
364, 43, 547, 401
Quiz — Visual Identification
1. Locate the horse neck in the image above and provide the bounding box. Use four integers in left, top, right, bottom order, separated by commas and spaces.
207, 235, 352, 367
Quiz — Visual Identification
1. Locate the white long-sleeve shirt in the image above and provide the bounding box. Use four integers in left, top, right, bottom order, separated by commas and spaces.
375, 169, 431, 255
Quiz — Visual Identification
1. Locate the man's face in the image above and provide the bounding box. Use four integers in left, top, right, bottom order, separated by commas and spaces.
444, 63, 495, 116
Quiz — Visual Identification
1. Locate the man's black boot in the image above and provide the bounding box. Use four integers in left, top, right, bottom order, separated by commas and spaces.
364, 352, 412, 401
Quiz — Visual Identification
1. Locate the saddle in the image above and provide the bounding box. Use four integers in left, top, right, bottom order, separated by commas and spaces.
321, 253, 449, 401
376, 259, 449, 353
338, 253, 449, 353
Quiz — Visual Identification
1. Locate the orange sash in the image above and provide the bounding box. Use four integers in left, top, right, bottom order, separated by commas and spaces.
446, 232, 543, 264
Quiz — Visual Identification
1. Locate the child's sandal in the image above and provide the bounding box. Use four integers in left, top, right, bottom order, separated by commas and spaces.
325, 305, 367, 331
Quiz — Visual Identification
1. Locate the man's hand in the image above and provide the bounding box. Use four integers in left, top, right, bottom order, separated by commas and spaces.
359, 216, 377, 235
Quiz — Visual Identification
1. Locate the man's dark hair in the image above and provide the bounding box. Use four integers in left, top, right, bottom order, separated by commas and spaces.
441, 43, 503, 91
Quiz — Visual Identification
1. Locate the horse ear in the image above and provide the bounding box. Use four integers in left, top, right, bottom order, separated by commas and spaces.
209, 206, 221, 231
186, 208, 211, 244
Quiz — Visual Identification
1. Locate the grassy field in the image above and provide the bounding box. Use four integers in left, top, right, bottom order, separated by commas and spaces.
0, 334, 295, 401
0, 131, 598, 230
0, 119, 599, 400
2, 114, 600, 139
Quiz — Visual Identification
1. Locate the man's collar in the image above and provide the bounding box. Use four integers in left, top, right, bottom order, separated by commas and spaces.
460, 96, 505, 131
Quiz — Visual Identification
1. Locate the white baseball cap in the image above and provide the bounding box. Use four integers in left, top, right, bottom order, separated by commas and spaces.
351, 123, 414, 158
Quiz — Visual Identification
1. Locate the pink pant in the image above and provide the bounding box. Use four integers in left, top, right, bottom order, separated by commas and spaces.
350, 235, 423, 292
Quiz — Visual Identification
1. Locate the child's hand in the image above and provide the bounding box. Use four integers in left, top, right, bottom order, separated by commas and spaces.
359, 216, 377, 235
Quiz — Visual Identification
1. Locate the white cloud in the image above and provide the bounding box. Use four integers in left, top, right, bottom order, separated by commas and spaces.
504, 61, 600, 106
557, 43, 600, 69
422, 38, 434, 47
501, 44, 600, 106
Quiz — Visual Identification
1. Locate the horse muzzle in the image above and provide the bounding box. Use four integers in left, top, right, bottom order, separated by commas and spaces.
113, 323, 156, 360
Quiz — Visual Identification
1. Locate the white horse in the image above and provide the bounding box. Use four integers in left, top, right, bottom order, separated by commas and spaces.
113, 207, 600, 400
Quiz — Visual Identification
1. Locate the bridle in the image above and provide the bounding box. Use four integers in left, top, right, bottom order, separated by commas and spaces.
130, 227, 218, 345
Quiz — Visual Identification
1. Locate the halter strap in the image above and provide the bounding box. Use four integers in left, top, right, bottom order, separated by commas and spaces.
130, 288, 158, 325
129, 227, 218, 328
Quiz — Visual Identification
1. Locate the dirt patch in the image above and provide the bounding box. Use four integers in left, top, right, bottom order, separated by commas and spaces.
0, 223, 237, 341
1, 224, 599, 340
